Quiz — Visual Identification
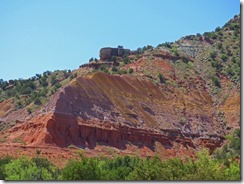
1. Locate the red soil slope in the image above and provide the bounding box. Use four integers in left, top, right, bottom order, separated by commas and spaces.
0, 72, 226, 165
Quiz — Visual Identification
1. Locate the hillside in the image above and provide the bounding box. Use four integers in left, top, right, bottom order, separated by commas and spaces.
0, 15, 240, 165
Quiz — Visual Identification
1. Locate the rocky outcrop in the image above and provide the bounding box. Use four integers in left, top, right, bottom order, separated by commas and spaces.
100, 47, 131, 60
5, 112, 224, 153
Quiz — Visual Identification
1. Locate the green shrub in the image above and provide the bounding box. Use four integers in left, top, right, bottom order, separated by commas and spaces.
34, 97, 42, 105
210, 51, 217, 60
69, 73, 77, 80
50, 75, 57, 85
211, 76, 221, 87
112, 66, 118, 72
40, 77, 48, 87
226, 67, 234, 77
158, 73, 165, 83
99, 65, 107, 72
211, 61, 222, 71
118, 70, 127, 75
157, 42, 172, 48
231, 57, 236, 63
123, 57, 130, 64
221, 54, 228, 62
27, 108, 32, 114
217, 43, 222, 49
54, 83, 62, 90
128, 68, 134, 74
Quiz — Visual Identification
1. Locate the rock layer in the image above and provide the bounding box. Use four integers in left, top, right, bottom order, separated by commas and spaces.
5, 112, 223, 153
2, 72, 225, 154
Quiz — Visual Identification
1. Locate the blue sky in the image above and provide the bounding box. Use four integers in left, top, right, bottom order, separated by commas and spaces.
0, 0, 240, 80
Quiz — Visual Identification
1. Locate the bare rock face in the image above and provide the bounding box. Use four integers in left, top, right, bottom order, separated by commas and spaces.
3, 72, 225, 155
5, 111, 223, 153
99, 47, 131, 60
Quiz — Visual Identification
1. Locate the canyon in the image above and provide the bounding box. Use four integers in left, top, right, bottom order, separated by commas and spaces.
0, 15, 240, 166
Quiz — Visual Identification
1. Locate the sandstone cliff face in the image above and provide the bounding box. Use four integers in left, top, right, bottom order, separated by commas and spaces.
4, 111, 223, 154
44, 72, 219, 135
2, 72, 225, 155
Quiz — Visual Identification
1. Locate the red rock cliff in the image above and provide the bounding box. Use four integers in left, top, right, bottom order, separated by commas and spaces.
3, 72, 225, 154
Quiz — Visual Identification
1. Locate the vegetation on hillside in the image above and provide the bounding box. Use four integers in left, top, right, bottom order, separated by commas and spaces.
156, 14, 240, 88
0, 70, 73, 112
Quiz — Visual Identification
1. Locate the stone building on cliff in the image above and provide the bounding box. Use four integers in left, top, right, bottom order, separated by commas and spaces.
99, 46, 131, 61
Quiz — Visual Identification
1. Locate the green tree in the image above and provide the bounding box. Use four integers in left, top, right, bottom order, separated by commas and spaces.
215, 27, 221, 32
89, 57, 94, 62
99, 156, 139, 180
50, 75, 57, 85
224, 161, 240, 180
35, 74, 42, 79
127, 156, 166, 180
0, 156, 12, 180
218, 128, 241, 160
182, 149, 226, 180
4, 157, 58, 180
62, 157, 100, 180
162, 158, 187, 180
40, 77, 48, 87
